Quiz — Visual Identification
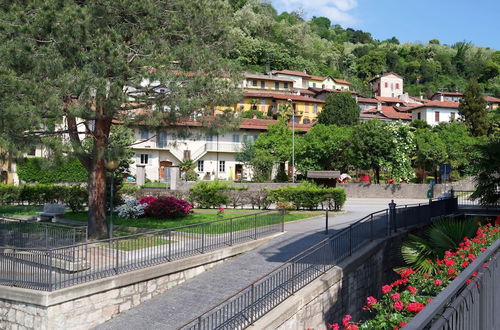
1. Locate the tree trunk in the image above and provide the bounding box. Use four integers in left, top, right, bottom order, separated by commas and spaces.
375, 168, 380, 184
87, 114, 112, 238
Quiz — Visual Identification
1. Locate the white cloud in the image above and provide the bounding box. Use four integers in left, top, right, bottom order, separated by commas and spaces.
274, 0, 358, 25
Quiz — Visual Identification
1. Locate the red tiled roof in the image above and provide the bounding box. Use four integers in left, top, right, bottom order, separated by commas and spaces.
433, 92, 463, 97
294, 88, 317, 96
357, 97, 378, 103
409, 96, 432, 104
484, 96, 500, 103
244, 91, 325, 103
309, 88, 357, 95
362, 106, 412, 121
333, 78, 351, 85
310, 75, 326, 81
374, 96, 404, 103
244, 72, 295, 82
369, 72, 404, 81
410, 100, 460, 110
271, 70, 311, 78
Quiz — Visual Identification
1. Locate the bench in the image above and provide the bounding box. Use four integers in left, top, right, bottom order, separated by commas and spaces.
37, 204, 66, 222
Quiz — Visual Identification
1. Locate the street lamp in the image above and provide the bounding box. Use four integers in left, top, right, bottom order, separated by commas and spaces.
287, 98, 295, 183
105, 159, 119, 239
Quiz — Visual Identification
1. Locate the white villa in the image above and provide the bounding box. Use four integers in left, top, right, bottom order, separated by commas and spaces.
410, 101, 460, 126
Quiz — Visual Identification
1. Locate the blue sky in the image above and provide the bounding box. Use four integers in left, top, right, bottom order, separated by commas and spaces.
270, 0, 500, 49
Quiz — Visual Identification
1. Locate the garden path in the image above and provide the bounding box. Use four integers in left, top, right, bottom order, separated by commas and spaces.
97, 198, 427, 330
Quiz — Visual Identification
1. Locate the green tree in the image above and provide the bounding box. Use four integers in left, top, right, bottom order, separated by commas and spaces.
317, 92, 359, 126
350, 120, 394, 184
471, 137, 500, 205
295, 124, 352, 173
435, 122, 477, 176
414, 129, 447, 182
0, 0, 240, 237
459, 79, 488, 136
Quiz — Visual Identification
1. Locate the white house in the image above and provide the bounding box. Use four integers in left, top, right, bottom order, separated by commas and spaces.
271, 70, 311, 89
371, 72, 404, 98
431, 92, 463, 103
410, 101, 460, 126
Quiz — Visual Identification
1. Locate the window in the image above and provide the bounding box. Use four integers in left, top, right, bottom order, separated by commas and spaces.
157, 131, 167, 148
183, 150, 191, 160
205, 135, 213, 142
252, 80, 257, 87
384, 82, 388, 88
197, 160, 204, 172
451, 112, 456, 121
417, 112, 421, 120
260, 98, 266, 105
304, 103, 309, 113
140, 129, 149, 140
396, 83, 400, 89
313, 104, 318, 114
27, 147, 36, 156
139, 154, 149, 165
232, 134, 240, 143
260, 81, 265, 89
219, 161, 225, 172
313, 82, 316, 88
435, 111, 440, 122
284, 82, 289, 89
303, 118, 310, 124
275, 82, 279, 90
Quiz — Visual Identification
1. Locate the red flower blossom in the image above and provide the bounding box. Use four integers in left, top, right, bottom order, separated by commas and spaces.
462, 261, 469, 267
399, 322, 407, 327
391, 292, 400, 301
433, 280, 442, 286
328, 323, 340, 330
342, 315, 352, 326
407, 286, 417, 295
466, 279, 472, 284
366, 296, 378, 305
382, 285, 392, 294
346, 325, 358, 330
393, 301, 404, 311
443, 259, 455, 267
447, 268, 456, 275
406, 302, 425, 313
472, 271, 478, 277
468, 254, 476, 261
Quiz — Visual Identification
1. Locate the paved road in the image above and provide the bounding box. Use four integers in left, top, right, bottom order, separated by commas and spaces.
97, 198, 426, 330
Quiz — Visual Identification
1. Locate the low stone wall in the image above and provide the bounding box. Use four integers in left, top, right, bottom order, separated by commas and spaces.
254, 231, 410, 330
0, 233, 282, 330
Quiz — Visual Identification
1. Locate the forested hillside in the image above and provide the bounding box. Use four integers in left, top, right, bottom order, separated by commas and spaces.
228, 0, 500, 97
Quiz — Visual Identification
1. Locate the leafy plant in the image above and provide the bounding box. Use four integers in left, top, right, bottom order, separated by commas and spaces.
145, 196, 193, 219
115, 198, 147, 219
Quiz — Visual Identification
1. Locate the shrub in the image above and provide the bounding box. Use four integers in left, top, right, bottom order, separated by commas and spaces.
246, 190, 270, 209
115, 198, 147, 219
145, 196, 193, 219
17, 157, 87, 184
185, 170, 199, 182
138, 195, 158, 208
189, 181, 247, 208
0, 183, 88, 208
267, 183, 346, 210
64, 185, 88, 212
0, 184, 20, 204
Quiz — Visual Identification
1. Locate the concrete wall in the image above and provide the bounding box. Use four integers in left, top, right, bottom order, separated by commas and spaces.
254, 232, 410, 330
0, 233, 281, 330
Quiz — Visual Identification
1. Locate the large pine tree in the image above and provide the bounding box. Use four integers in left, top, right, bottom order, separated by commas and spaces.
459, 79, 488, 136
0, 0, 241, 237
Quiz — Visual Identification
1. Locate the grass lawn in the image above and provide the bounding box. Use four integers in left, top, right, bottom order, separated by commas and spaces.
0, 205, 326, 230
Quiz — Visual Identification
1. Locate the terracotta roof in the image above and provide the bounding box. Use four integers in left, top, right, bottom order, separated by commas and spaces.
244, 72, 295, 82
410, 100, 460, 110
271, 70, 311, 78
362, 106, 412, 121
333, 78, 351, 85
294, 88, 317, 96
357, 97, 378, 103
309, 88, 357, 95
433, 92, 463, 97
244, 91, 325, 103
370, 72, 404, 81
409, 96, 432, 104
309, 75, 326, 81
374, 96, 404, 103
484, 96, 500, 103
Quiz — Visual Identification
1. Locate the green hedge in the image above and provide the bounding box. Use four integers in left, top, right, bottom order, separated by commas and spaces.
0, 184, 88, 212
17, 158, 87, 184
267, 183, 346, 210
189, 181, 248, 208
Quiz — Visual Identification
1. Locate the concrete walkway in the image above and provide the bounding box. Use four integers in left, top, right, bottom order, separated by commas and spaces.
97, 198, 426, 330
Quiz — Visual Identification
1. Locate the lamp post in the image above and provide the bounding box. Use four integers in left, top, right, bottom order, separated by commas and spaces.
105, 159, 119, 239
288, 98, 295, 183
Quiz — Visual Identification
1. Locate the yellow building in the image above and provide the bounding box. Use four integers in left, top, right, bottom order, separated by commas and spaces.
309, 75, 351, 90
242, 73, 295, 93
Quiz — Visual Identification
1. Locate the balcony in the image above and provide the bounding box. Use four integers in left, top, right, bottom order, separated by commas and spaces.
205, 142, 242, 153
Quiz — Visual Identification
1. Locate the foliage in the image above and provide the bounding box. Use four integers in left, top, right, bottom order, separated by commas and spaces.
296, 124, 352, 173
115, 198, 147, 219
185, 169, 199, 181
178, 159, 196, 173
459, 79, 489, 136
17, 158, 87, 184
350, 120, 395, 184
401, 218, 479, 273
332, 220, 500, 329
471, 136, 500, 205
189, 181, 247, 208
384, 123, 415, 180
267, 183, 346, 210
317, 92, 359, 126
0, 184, 87, 209
241, 109, 268, 119
144, 196, 193, 219
414, 129, 447, 181
65, 184, 89, 212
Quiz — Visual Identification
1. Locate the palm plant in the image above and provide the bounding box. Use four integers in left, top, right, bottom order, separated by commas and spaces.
178, 158, 195, 173
401, 218, 478, 273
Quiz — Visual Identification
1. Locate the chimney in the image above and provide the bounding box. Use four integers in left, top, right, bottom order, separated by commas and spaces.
252, 113, 258, 119
440, 94, 444, 102
420, 94, 423, 100
377, 103, 382, 112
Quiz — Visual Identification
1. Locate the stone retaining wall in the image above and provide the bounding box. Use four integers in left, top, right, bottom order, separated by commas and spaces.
254, 231, 411, 330
0, 233, 282, 330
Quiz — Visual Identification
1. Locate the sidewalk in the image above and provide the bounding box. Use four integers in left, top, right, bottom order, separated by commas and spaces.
97, 198, 426, 330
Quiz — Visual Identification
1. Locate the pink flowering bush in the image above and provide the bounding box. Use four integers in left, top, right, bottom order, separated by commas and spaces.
328, 217, 500, 330
141, 196, 193, 219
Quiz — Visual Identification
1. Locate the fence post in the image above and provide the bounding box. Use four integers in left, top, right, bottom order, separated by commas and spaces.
115, 238, 120, 274
250, 283, 256, 324
281, 210, 285, 232
370, 214, 373, 240
45, 226, 48, 249
230, 219, 233, 246
168, 230, 172, 261
48, 249, 54, 291
254, 214, 257, 239
389, 200, 396, 233
201, 223, 205, 254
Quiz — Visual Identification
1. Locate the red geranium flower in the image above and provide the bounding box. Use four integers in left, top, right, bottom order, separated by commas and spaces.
393, 301, 404, 311
382, 285, 392, 294
406, 302, 425, 313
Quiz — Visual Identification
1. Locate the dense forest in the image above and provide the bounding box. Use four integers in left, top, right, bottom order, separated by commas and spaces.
227, 0, 500, 97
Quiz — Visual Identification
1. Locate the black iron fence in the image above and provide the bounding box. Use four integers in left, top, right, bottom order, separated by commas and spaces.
0, 218, 87, 248
181, 198, 458, 330
0, 210, 283, 291
455, 190, 500, 209
406, 237, 500, 330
